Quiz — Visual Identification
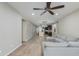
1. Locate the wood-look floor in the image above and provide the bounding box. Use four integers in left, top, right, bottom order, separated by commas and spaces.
9, 35, 42, 56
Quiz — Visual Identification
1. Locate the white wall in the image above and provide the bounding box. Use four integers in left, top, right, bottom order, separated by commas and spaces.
57, 10, 79, 38
23, 20, 36, 41
0, 3, 22, 55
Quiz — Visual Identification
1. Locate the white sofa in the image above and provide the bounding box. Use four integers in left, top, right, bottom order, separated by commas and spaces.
43, 35, 79, 56
44, 47, 79, 56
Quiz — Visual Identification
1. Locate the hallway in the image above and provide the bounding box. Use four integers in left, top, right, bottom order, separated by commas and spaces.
9, 35, 42, 56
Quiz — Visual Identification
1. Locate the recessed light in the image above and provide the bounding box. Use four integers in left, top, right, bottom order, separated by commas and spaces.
55, 13, 58, 15
32, 13, 35, 15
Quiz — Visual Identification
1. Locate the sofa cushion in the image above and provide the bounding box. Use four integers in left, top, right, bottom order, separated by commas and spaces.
69, 42, 79, 47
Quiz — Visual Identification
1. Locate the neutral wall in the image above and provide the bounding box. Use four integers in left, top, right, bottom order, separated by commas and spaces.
0, 3, 22, 55
23, 20, 36, 41
57, 10, 79, 38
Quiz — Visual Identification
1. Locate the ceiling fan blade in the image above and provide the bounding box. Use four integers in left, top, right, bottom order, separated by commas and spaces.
48, 10, 54, 15
51, 5, 64, 9
40, 10, 47, 15
33, 8, 44, 10
46, 2, 51, 8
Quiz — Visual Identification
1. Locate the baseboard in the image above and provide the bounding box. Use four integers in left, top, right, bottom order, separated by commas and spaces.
22, 38, 32, 42
4, 43, 22, 56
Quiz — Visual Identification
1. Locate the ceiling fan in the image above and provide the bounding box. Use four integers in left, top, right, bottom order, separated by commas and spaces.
33, 2, 64, 15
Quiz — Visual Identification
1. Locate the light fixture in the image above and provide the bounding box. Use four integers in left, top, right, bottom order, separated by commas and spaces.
55, 13, 58, 15
32, 13, 35, 15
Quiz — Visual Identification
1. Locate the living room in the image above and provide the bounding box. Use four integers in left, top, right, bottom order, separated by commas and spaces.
0, 1, 79, 56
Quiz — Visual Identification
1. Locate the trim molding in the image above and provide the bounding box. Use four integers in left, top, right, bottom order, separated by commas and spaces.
4, 43, 22, 56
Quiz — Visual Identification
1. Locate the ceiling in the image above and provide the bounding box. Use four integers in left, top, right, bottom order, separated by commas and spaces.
8, 2, 79, 26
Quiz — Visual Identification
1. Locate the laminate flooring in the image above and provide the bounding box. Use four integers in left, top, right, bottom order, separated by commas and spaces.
9, 35, 42, 56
